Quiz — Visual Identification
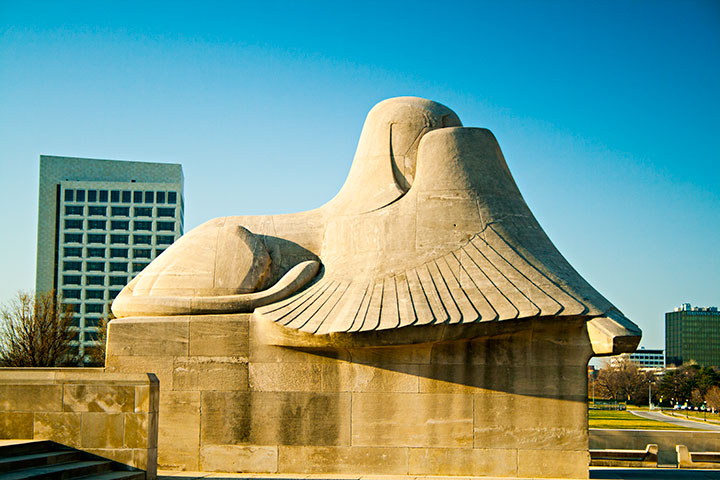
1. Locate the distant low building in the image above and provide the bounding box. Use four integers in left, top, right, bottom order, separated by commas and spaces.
608, 347, 664, 369
630, 348, 664, 369
666, 303, 720, 368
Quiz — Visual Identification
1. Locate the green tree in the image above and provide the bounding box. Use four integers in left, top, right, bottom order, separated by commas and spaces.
657, 368, 692, 405
696, 367, 720, 396
0, 291, 77, 367
656, 365, 720, 407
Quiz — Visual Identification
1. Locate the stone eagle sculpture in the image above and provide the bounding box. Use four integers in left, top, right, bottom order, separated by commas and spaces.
112, 96, 640, 355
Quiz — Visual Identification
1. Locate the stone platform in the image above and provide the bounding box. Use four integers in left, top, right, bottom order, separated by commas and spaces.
106, 314, 594, 479
156, 469, 720, 480
0, 368, 159, 477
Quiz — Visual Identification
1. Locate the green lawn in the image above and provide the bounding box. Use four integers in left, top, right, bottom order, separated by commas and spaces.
588, 409, 695, 430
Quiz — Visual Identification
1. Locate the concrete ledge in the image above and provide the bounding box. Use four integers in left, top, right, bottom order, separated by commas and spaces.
0, 367, 159, 479
590, 443, 658, 467
677, 444, 720, 469
157, 471, 704, 480
590, 428, 720, 466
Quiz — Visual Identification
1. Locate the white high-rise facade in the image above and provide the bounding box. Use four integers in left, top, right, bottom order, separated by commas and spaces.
36, 155, 184, 358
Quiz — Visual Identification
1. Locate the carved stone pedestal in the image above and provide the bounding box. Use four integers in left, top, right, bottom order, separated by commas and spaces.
106, 314, 594, 479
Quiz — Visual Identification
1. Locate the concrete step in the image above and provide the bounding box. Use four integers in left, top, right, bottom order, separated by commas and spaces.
0, 460, 113, 480
0, 441, 146, 480
0, 441, 69, 458
77, 472, 146, 480
0, 450, 80, 473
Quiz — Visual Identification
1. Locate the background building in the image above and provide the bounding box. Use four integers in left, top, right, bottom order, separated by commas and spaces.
36, 155, 184, 358
666, 303, 720, 368
630, 348, 664, 369
608, 348, 664, 369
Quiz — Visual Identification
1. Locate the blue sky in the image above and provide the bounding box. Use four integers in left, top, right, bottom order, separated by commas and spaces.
1, 0, 718, 350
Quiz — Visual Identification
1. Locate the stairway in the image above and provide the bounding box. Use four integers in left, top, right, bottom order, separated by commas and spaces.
0, 441, 145, 480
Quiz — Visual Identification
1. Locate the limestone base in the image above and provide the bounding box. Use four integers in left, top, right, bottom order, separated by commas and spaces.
105, 314, 593, 479
0, 368, 159, 478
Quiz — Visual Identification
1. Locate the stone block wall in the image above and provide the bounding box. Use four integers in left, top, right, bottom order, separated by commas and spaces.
105, 314, 593, 479
0, 368, 159, 478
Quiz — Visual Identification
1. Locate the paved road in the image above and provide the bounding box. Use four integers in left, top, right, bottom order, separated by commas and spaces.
631, 410, 720, 431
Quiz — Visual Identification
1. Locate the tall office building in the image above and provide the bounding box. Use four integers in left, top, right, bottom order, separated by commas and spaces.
36, 155, 184, 358
666, 303, 720, 368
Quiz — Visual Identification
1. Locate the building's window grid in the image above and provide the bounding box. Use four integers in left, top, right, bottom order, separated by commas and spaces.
665, 309, 720, 368
628, 351, 664, 368
56, 185, 183, 355
611, 349, 665, 369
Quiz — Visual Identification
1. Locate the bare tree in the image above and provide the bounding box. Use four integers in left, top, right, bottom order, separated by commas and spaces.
0, 291, 77, 367
595, 355, 651, 404
692, 388, 705, 408
705, 386, 720, 412
84, 304, 112, 367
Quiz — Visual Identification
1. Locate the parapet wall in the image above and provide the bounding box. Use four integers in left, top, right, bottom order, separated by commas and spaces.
106, 314, 594, 479
590, 428, 720, 465
0, 368, 158, 478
